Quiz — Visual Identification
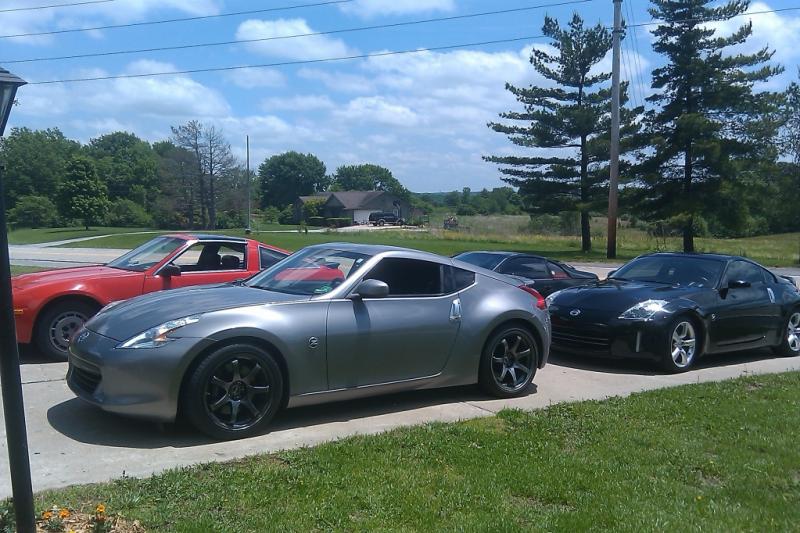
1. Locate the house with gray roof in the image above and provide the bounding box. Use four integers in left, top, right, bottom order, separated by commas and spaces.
295, 191, 409, 225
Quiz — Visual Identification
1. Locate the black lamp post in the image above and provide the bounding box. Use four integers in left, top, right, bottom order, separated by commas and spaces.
0, 67, 35, 533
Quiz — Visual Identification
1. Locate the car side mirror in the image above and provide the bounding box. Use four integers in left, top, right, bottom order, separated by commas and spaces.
160, 264, 182, 277
607, 269, 617, 278
728, 279, 751, 289
350, 279, 389, 299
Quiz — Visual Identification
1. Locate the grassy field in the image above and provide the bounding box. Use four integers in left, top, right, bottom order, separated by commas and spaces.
6, 227, 154, 245
33, 372, 800, 531
47, 226, 800, 266
10, 265, 48, 276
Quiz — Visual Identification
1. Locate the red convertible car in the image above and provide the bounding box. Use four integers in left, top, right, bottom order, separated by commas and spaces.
12, 234, 289, 360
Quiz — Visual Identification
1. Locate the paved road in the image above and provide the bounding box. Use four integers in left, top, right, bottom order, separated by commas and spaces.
1, 351, 798, 497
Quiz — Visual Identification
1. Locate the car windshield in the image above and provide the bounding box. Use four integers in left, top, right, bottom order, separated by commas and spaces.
610, 256, 724, 288
107, 236, 186, 272
454, 252, 506, 271
246, 247, 372, 296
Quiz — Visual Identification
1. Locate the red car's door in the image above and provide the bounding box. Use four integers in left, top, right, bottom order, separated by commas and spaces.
143, 240, 250, 292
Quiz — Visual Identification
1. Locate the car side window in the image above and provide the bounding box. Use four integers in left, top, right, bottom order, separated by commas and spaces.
364, 258, 443, 296
498, 257, 549, 279
260, 247, 286, 270
172, 242, 246, 272
724, 260, 764, 285
547, 262, 570, 280
443, 265, 476, 294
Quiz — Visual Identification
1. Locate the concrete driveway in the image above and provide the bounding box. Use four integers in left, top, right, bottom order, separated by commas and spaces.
1, 349, 798, 497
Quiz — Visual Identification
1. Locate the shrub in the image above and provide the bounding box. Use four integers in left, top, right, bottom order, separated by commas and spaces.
105, 199, 153, 228
307, 216, 325, 227
262, 206, 281, 224
152, 200, 187, 230
8, 195, 57, 228
559, 211, 580, 236
278, 205, 295, 225
326, 217, 351, 228
525, 214, 562, 235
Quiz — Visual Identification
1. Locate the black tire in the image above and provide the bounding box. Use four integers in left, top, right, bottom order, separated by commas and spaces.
35, 300, 98, 361
773, 309, 800, 357
378, 219, 386, 226
660, 315, 701, 373
479, 325, 537, 398
182, 343, 284, 440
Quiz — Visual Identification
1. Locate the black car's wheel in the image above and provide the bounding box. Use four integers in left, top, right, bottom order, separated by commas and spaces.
479, 326, 537, 398
183, 343, 284, 440
35, 300, 98, 361
774, 310, 800, 357
661, 316, 699, 373
378, 219, 386, 226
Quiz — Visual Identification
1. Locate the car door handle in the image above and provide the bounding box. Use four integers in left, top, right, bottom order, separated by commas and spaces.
450, 298, 462, 322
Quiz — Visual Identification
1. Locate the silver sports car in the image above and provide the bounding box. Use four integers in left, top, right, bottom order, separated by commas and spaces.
67, 243, 551, 439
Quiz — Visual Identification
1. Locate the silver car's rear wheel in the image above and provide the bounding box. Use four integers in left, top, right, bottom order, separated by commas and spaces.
184, 344, 284, 440
479, 326, 537, 398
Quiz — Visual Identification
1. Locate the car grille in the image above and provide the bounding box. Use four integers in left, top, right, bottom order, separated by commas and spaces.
69, 361, 102, 395
551, 324, 612, 352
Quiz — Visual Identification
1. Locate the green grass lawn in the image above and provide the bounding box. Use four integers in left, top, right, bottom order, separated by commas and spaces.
34, 372, 800, 531
7, 227, 155, 245
10, 265, 48, 276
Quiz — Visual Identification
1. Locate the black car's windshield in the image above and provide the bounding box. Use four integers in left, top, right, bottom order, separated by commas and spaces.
455, 252, 506, 271
246, 247, 372, 295
610, 256, 724, 288
107, 236, 185, 272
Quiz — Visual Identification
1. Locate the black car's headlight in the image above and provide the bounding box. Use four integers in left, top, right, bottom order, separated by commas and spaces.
117, 315, 202, 349
619, 300, 669, 320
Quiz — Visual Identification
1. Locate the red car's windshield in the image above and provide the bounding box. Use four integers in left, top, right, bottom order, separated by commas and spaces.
247, 247, 371, 295
107, 236, 186, 272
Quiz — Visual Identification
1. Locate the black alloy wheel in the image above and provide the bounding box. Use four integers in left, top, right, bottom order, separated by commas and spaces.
184, 344, 283, 440
479, 326, 537, 398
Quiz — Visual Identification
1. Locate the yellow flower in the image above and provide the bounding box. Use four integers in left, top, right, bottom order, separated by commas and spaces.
59, 508, 70, 519
95, 503, 106, 514
42, 510, 53, 520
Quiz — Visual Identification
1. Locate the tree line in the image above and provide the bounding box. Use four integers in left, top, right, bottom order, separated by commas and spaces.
486, 0, 800, 252
0, 123, 412, 230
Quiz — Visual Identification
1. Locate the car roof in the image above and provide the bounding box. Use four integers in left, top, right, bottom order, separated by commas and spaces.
638, 252, 742, 263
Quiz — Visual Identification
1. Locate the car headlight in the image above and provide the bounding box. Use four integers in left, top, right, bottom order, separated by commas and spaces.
545, 289, 563, 308
117, 315, 202, 349
619, 300, 669, 320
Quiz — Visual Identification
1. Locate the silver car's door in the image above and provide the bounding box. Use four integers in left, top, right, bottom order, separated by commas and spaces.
326, 258, 462, 388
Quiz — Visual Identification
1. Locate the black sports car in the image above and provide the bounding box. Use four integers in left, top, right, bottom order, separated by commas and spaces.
453, 251, 598, 296
547, 253, 800, 372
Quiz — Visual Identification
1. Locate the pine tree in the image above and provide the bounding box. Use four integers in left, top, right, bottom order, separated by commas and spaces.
485, 14, 639, 252
57, 156, 110, 230
637, 0, 783, 251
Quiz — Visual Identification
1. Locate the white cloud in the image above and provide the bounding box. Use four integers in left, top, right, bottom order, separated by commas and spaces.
261, 95, 335, 112
236, 18, 353, 60
337, 96, 420, 127
298, 68, 376, 93
225, 69, 286, 89
340, 0, 455, 18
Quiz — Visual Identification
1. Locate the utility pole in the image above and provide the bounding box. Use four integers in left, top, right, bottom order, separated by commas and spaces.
246, 135, 251, 233
607, 0, 623, 259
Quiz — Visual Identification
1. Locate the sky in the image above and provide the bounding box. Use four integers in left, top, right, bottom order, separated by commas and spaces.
2, 0, 799, 192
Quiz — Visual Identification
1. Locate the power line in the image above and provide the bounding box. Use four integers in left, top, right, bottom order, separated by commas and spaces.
0, 0, 354, 39
2, 0, 594, 64
620, 30, 638, 108
629, 5, 800, 28
26, 35, 549, 85
0, 0, 113, 13
624, 0, 649, 107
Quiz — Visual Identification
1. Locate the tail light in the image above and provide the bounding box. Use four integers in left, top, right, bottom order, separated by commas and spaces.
518, 285, 546, 310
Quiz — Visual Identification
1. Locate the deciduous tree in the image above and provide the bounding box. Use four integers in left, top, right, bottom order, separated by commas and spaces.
259, 151, 328, 208
57, 156, 109, 230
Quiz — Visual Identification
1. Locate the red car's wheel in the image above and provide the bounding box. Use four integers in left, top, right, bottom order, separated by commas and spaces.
36, 300, 98, 361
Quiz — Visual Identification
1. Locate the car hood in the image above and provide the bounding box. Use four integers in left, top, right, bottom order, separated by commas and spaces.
549, 279, 705, 313
86, 283, 310, 341
12, 265, 134, 290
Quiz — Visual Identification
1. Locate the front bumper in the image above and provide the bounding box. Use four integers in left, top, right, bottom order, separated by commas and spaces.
67, 327, 212, 422
549, 310, 669, 361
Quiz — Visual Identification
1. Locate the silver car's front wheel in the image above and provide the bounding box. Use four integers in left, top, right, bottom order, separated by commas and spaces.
184, 344, 284, 440
480, 326, 537, 398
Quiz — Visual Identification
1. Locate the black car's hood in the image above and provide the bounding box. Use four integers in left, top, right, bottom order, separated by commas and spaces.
86, 284, 309, 341
550, 279, 705, 313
